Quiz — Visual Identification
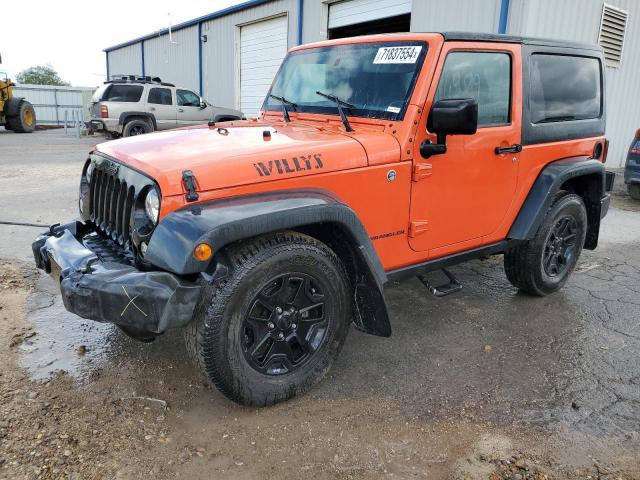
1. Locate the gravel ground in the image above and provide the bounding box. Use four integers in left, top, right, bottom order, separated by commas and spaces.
0, 129, 639, 479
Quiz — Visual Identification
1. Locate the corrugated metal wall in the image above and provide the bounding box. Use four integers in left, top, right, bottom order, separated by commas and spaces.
107, 44, 142, 78
143, 25, 200, 93
411, 0, 501, 32
507, 0, 640, 168
201, 0, 298, 110
13, 85, 95, 125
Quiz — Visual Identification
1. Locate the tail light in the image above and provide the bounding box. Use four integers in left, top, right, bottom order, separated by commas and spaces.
100, 105, 108, 118
601, 139, 609, 163
630, 129, 640, 155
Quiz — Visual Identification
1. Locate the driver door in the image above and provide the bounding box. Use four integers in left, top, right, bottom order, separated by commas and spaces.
409, 42, 522, 257
177, 89, 210, 125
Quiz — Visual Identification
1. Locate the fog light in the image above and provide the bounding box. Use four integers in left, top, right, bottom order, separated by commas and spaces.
194, 243, 212, 261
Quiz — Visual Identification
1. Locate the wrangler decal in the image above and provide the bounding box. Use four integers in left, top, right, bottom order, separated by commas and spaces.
370, 229, 405, 241
253, 153, 324, 177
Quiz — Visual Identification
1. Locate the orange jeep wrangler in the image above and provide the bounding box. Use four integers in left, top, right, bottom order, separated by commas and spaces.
33, 32, 612, 406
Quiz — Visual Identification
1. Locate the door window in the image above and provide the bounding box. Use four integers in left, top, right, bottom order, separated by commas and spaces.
434, 51, 511, 127
148, 88, 173, 105
177, 90, 201, 107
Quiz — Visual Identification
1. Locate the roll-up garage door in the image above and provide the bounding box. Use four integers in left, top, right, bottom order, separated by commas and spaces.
240, 16, 288, 117
328, 0, 412, 29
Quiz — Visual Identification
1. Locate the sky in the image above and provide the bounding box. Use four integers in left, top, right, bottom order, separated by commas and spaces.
0, 0, 244, 87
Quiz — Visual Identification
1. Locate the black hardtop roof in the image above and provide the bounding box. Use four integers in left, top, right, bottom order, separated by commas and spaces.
441, 31, 603, 52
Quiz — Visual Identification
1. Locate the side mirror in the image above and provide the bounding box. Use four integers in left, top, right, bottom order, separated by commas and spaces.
421, 98, 478, 158
199, 99, 207, 110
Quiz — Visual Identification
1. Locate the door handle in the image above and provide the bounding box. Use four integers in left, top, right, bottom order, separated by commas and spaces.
149, 106, 155, 111
495, 144, 522, 155
178, 108, 184, 112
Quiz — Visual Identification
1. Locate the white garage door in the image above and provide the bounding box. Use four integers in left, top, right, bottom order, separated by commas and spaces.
240, 16, 288, 117
329, 0, 412, 29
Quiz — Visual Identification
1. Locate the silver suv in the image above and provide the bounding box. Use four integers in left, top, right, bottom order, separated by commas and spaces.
88, 76, 244, 137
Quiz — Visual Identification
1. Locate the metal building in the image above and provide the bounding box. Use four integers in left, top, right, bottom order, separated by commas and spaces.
104, 0, 640, 167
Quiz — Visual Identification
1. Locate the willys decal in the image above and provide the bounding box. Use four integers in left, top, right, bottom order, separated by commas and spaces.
253, 154, 324, 177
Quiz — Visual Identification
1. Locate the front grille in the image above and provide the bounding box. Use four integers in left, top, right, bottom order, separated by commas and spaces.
89, 166, 136, 248
84, 233, 135, 265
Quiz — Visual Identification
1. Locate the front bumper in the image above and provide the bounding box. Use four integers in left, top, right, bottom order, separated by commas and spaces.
32, 222, 201, 336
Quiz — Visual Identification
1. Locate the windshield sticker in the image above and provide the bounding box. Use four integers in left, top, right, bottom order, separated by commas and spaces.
373, 46, 422, 64
386, 106, 401, 114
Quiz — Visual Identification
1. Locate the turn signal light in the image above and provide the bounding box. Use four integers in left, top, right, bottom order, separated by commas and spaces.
194, 243, 212, 261
100, 105, 108, 118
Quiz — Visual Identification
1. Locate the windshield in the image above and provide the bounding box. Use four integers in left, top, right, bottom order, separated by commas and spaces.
263, 41, 427, 121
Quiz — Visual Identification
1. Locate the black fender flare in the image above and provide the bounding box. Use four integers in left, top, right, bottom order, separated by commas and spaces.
4, 97, 25, 117
145, 189, 391, 337
508, 157, 606, 247
118, 111, 157, 130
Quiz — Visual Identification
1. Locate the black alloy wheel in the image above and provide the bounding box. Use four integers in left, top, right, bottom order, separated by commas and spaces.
542, 215, 578, 277
504, 192, 587, 296
184, 231, 351, 406
129, 125, 146, 135
242, 273, 327, 376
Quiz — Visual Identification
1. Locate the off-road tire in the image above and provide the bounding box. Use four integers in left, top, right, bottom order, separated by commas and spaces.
184, 231, 351, 406
628, 184, 640, 200
7, 100, 36, 133
122, 119, 152, 137
504, 192, 587, 296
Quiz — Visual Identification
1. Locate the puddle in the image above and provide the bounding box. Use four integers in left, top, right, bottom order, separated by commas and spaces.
20, 290, 117, 382
19, 272, 193, 384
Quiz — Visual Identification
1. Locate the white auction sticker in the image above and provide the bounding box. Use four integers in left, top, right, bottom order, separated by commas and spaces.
373, 46, 422, 64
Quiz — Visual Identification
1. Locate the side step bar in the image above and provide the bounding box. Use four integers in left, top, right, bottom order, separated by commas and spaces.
417, 268, 462, 297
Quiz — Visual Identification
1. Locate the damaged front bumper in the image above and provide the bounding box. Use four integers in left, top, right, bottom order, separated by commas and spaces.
32, 221, 202, 337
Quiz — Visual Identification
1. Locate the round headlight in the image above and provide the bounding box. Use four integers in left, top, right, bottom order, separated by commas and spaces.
144, 188, 160, 224
86, 162, 94, 183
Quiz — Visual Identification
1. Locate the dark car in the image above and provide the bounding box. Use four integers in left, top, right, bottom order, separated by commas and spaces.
625, 129, 640, 200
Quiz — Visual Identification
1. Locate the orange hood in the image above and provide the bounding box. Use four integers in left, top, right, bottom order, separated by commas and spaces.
95, 121, 400, 197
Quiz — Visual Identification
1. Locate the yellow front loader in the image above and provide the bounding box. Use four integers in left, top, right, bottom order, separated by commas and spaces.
0, 53, 36, 133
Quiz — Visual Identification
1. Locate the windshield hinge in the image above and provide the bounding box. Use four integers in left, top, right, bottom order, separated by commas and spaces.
182, 170, 199, 202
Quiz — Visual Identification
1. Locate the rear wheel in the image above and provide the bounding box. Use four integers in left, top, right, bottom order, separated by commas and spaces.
628, 184, 640, 200
7, 100, 36, 133
123, 119, 152, 137
504, 192, 587, 296
184, 231, 351, 406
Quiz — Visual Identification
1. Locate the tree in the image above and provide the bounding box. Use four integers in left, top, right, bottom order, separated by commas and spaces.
16, 65, 70, 86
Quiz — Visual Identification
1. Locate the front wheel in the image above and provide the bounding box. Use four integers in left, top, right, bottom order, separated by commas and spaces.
185, 231, 351, 406
7, 100, 36, 133
504, 192, 587, 296
628, 184, 640, 200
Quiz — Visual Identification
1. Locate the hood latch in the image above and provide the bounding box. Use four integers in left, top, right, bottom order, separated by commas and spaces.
182, 170, 199, 202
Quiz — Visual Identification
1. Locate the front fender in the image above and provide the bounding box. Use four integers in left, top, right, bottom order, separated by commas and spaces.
145, 189, 391, 336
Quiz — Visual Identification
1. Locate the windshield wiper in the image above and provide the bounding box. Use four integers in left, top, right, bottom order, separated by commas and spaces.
268, 94, 297, 122
315, 91, 354, 132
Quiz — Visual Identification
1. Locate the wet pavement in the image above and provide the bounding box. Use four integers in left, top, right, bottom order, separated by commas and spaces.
1, 129, 639, 478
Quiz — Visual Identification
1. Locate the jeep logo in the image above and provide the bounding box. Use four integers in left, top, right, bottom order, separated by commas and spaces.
253, 154, 324, 177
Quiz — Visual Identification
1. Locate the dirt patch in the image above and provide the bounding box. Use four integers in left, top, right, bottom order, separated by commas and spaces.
1, 261, 639, 479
